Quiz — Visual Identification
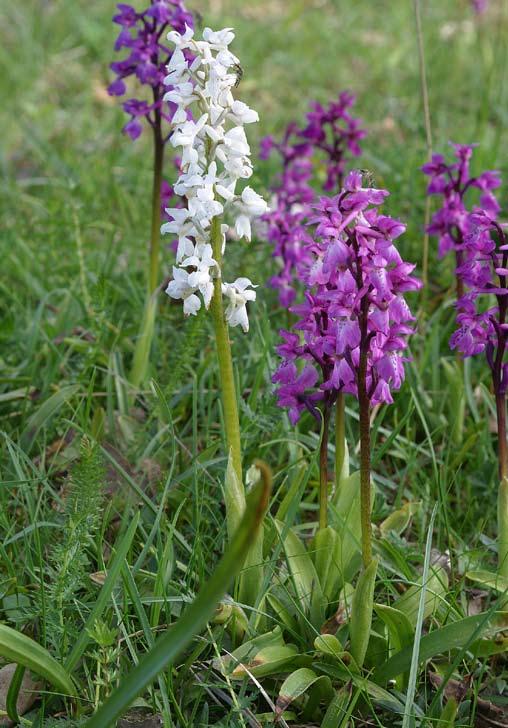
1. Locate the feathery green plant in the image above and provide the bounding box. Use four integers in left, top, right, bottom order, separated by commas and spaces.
45, 437, 104, 657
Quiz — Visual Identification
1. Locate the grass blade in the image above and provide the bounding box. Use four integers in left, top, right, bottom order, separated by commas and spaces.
401, 503, 437, 728
20, 385, 80, 451
84, 462, 272, 728
376, 612, 494, 683
6, 664, 25, 723
64, 512, 140, 672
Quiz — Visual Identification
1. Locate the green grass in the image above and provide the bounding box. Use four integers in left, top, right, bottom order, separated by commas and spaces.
1, 0, 508, 726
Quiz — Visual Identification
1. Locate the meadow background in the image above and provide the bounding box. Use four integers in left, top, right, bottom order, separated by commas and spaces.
1, 0, 508, 726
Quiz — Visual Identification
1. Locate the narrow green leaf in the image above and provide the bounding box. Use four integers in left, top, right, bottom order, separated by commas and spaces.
275, 464, 307, 523
393, 564, 448, 628
316, 662, 406, 714
276, 668, 331, 718
499, 477, 508, 578
266, 592, 298, 633
314, 634, 343, 659
350, 557, 378, 668
65, 512, 140, 671
320, 686, 354, 728
84, 468, 271, 728
470, 635, 508, 656
20, 385, 80, 451
379, 502, 420, 537
238, 533, 264, 611
402, 503, 437, 728
466, 569, 508, 594
375, 604, 413, 689
217, 626, 300, 678
442, 359, 465, 446
330, 471, 373, 581
376, 613, 493, 682
375, 604, 413, 654
0, 626, 74, 696
224, 448, 245, 540
313, 526, 340, 603
439, 697, 458, 726
6, 664, 26, 723
230, 644, 300, 679
275, 521, 324, 625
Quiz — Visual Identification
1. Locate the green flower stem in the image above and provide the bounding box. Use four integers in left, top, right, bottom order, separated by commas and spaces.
319, 405, 331, 530
210, 215, 244, 488
335, 392, 346, 488
130, 120, 164, 391
358, 339, 372, 568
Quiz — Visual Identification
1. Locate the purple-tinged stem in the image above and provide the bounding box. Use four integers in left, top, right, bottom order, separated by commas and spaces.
130, 104, 164, 390
358, 341, 372, 568
149, 98, 164, 294
496, 389, 508, 578
319, 403, 331, 530
493, 226, 508, 576
493, 271, 508, 479
358, 287, 373, 568
495, 392, 507, 479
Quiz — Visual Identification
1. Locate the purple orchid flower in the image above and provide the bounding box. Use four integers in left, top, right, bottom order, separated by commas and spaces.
108, 0, 194, 140
422, 143, 500, 301
262, 93, 367, 308
272, 171, 421, 557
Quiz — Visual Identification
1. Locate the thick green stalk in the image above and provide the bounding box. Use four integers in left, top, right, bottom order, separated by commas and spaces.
130, 124, 164, 390
335, 392, 346, 489
209, 215, 243, 487
319, 405, 331, 530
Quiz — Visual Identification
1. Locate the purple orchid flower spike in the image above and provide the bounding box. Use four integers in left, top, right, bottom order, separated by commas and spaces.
451, 212, 508, 465
471, 0, 488, 13
111, 1, 196, 390
273, 172, 421, 561
422, 142, 500, 301
450, 200, 508, 576
109, 0, 194, 141
262, 93, 366, 307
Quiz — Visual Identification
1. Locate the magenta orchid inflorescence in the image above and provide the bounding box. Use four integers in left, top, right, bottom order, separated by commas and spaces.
422, 143, 500, 298
471, 0, 489, 13
261, 124, 315, 307
272, 171, 421, 425
261, 93, 367, 307
108, 1, 194, 140
450, 209, 508, 387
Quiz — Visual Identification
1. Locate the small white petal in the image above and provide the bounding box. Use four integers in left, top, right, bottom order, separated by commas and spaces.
183, 294, 201, 316
235, 214, 251, 241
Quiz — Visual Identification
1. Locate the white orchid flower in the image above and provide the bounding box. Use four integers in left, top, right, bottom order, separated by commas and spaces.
161, 26, 267, 331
